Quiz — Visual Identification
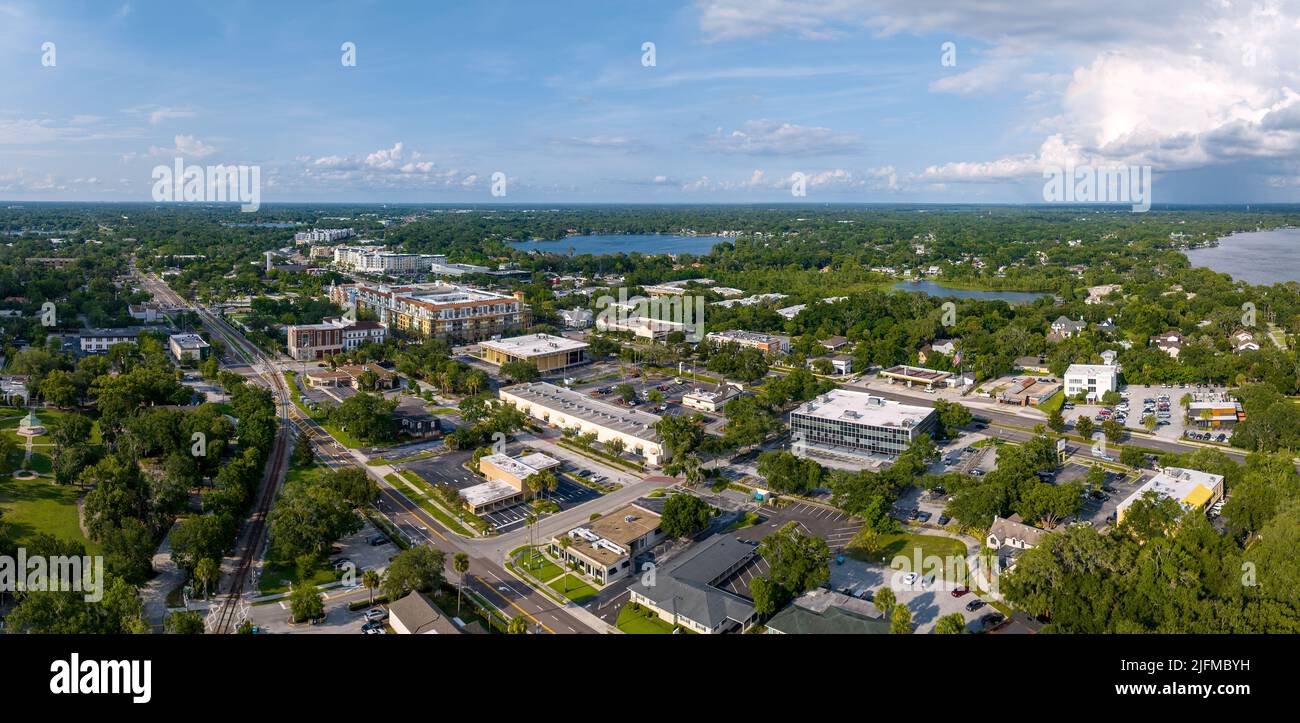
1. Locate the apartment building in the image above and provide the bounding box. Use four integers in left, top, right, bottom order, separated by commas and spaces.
705, 329, 790, 356
328, 281, 525, 342
333, 245, 446, 275
294, 228, 354, 244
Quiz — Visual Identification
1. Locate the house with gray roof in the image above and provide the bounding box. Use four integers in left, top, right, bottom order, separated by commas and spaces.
627, 534, 758, 634
765, 589, 889, 635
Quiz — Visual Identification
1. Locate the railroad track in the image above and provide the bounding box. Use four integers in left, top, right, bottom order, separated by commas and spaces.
144, 272, 297, 633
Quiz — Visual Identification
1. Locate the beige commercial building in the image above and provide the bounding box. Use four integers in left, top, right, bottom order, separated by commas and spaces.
498, 382, 665, 466
477, 333, 589, 373
459, 452, 562, 514
550, 501, 664, 585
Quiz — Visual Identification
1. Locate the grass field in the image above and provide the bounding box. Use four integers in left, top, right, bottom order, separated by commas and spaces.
548, 574, 598, 603
0, 473, 98, 553
518, 550, 564, 583
616, 603, 676, 634
257, 558, 342, 596
846, 530, 968, 580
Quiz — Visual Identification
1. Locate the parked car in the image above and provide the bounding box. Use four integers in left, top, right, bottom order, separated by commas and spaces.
901, 572, 919, 586
951, 586, 970, 598
965, 599, 986, 612
364, 607, 388, 622
368, 535, 388, 546
937, 514, 951, 526
980, 612, 1006, 628
916, 511, 932, 523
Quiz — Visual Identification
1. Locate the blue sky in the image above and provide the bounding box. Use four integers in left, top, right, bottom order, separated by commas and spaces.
4, 0, 1300, 204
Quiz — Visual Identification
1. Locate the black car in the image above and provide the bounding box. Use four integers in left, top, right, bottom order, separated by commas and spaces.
980, 612, 1006, 628
965, 599, 986, 612
368, 535, 388, 546
937, 515, 951, 526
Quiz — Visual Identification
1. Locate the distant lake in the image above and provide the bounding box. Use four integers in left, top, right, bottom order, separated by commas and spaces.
893, 280, 1049, 304
509, 234, 724, 256
1185, 228, 1300, 285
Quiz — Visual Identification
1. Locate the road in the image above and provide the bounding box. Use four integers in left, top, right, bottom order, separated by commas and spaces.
142, 269, 593, 634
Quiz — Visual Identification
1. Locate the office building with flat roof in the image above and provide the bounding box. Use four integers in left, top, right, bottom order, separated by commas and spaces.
498, 382, 665, 465
705, 330, 790, 356
167, 333, 210, 363
1117, 466, 1224, 523
790, 389, 937, 461
550, 500, 664, 584
478, 333, 589, 373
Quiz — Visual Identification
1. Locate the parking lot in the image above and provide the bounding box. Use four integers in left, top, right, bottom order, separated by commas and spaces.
827, 556, 998, 633
1062, 383, 1235, 445
478, 475, 603, 533
731, 500, 863, 552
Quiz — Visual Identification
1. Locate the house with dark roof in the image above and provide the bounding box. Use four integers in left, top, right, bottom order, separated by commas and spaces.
765, 589, 889, 634
1150, 330, 1186, 358
1050, 316, 1087, 339
627, 535, 758, 634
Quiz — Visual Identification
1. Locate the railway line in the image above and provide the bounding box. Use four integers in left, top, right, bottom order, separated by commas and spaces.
143, 268, 593, 633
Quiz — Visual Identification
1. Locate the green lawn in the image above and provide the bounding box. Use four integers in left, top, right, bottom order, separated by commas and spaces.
0, 474, 98, 553
1038, 391, 1065, 414
383, 472, 474, 537
518, 550, 563, 583
616, 603, 676, 634
256, 558, 342, 596
847, 530, 967, 580
548, 574, 598, 603
25, 451, 53, 474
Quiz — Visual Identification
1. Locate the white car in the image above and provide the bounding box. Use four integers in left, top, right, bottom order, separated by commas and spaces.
900, 572, 919, 586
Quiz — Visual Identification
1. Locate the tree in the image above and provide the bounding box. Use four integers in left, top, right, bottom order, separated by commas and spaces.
164, 610, 205, 634
1075, 415, 1094, 440
605, 437, 626, 458
500, 360, 541, 384
654, 413, 704, 460
292, 430, 315, 467
101, 519, 155, 585
363, 569, 381, 605
507, 615, 529, 634
660, 493, 714, 538
1142, 414, 1158, 432
289, 582, 325, 623
1101, 418, 1125, 443
195, 557, 220, 599
758, 522, 830, 595
935, 612, 966, 634
890, 602, 913, 634
1120, 445, 1147, 469
381, 546, 447, 601
40, 369, 80, 408
453, 552, 471, 615
1047, 407, 1066, 433
874, 586, 896, 618
749, 575, 787, 618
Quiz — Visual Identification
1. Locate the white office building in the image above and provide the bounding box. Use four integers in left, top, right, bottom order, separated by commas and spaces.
1063, 362, 1120, 401
789, 390, 937, 461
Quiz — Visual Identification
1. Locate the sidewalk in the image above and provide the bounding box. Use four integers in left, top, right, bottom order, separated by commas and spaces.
140, 525, 185, 631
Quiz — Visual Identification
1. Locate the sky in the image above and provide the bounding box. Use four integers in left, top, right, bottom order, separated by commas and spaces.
4, 0, 1300, 204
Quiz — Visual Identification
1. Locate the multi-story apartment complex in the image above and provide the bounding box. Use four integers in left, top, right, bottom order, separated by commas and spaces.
328, 281, 525, 342
789, 389, 937, 461
294, 228, 354, 244
705, 329, 791, 356
333, 245, 446, 275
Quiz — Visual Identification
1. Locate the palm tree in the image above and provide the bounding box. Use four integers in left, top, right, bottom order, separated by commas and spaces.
195, 557, 219, 600
680, 453, 704, 487
362, 569, 381, 606
452, 553, 470, 615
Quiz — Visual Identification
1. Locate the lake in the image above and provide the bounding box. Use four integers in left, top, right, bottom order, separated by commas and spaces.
893, 280, 1049, 304
509, 234, 724, 256
1185, 228, 1300, 285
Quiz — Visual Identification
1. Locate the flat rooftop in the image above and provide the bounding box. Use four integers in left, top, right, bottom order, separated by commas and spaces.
792, 389, 935, 429
481, 452, 560, 479
561, 502, 662, 566
707, 330, 787, 344
881, 365, 951, 381
1064, 363, 1118, 376
1119, 466, 1223, 513
460, 480, 522, 507
480, 333, 588, 358
500, 382, 662, 440
169, 333, 209, 349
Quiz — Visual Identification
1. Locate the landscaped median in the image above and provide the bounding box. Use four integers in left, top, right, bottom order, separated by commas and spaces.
381, 471, 478, 537
506, 545, 599, 605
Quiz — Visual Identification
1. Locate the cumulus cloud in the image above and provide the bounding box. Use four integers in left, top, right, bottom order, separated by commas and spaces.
700, 120, 862, 156
148, 134, 216, 158
699, 1, 1300, 187
299, 142, 481, 190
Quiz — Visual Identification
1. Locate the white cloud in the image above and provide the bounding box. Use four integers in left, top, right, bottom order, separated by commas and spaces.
149, 134, 216, 158
701, 120, 862, 156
